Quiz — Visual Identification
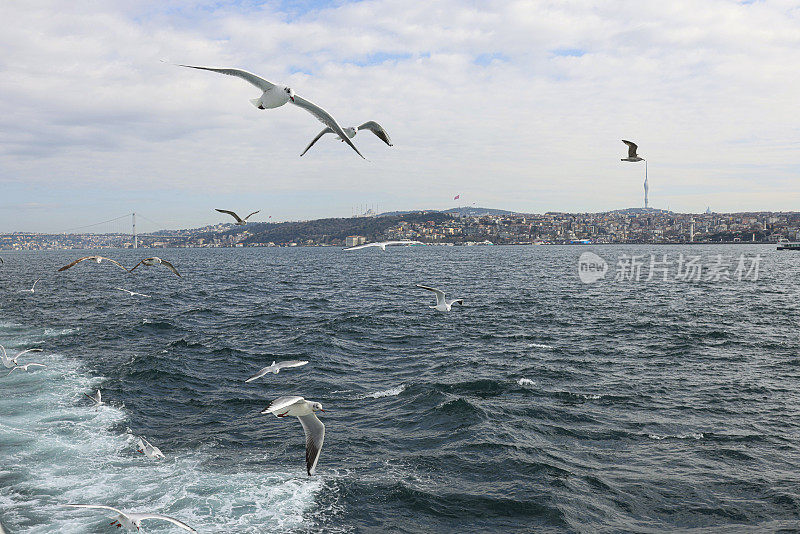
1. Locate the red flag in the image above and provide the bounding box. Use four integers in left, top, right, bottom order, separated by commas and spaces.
454, 194, 460, 200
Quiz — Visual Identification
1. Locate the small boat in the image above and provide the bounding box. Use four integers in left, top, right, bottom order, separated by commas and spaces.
777, 242, 800, 250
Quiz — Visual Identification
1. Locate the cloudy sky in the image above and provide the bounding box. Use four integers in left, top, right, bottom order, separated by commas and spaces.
1, 0, 798, 233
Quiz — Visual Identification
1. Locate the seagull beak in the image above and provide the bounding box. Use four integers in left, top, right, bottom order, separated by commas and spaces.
290, 96, 295, 102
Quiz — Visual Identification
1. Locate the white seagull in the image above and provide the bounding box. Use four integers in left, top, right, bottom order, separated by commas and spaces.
21, 278, 41, 293
215, 209, 260, 225
136, 436, 165, 459
262, 396, 325, 476
300, 121, 392, 156
245, 360, 309, 383
66, 504, 196, 532
177, 64, 366, 159
416, 284, 464, 312
58, 256, 128, 272
129, 257, 181, 277
344, 240, 424, 251
84, 389, 102, 406
621, 140, 645, 162
115, 288, 152, 298
0, 345, 43, 368
6, 362, 47, 376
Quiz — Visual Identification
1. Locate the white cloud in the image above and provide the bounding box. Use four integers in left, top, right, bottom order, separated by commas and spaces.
0, 0, 798, 231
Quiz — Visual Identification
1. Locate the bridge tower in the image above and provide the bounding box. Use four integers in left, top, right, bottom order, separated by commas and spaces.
132, 212, 137, 249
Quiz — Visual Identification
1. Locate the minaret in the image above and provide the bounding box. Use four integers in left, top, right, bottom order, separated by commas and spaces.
643, 161, 649, 209
689, 219, 694, 242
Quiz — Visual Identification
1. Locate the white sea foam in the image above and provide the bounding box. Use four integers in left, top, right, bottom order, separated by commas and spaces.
0, 349, 322, 533
365, 385, 405, 398
647, 433, 704, 441
517, 378, 536, 387
527, 343, 554, 350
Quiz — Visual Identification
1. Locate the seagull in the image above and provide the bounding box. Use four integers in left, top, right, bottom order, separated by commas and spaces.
84, 389, 102, 406
0, 345, 43, 368
21, 278, 41, 293
6, 362, 47, 376
136, 436, 165, 459
58, 256, 128, 272
416, 284, 464, 312
115, 288, 152, 298
215, 209, 260, 225
245, 360, 309, 383
129, 257, 181, 277
261, 396, 325, 476
344, 240, 424, 251
177, 64, 366, 159
65, 504, 196, 532
621, 140, 645, 162
300, 121, 392, 156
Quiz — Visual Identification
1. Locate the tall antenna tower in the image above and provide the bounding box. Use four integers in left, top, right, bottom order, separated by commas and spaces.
132, 212, 137, 249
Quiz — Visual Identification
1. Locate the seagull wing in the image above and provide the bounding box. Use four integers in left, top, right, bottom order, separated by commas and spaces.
159, 259, 181, 277
357, 121, 393, 146
298, 412, 325, 476
127, 514, 197, 533
344, 242, 382, 251
622, 140, 638, 158
57, 257, 94, 271
14, 348, 43, 360
245, 366, 271, 383
415, 284, 446, 306
128, 260, 144, 273
299, 127, 334, 156
31, 279, 41, 290
275, 360, 309, 370
262, 395, 305, 414
216, 209, 243, 223
290, 95, 366, 159
446, 298, 464, 307
177, 64, 275, 92
243, 210, 260, 221
66, 504, 127, 518
97, 257, 128, 271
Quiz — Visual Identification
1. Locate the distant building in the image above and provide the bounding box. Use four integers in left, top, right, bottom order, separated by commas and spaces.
345, 235, 366, 247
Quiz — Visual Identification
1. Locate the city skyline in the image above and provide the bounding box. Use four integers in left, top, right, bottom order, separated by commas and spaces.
2, 0, 799, 233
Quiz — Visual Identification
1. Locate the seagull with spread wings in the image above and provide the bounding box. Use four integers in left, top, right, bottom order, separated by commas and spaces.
58, 256, 128, 273
300, 121, 392, 156
176, 64, 366, 159
215, 208, 260, 225
65, 504, 196, 532
416, 284, 464, 312
245, 360, 308, 383
129, 257, 181, 277
262, 396, 325, 476
0, 345, 42, 368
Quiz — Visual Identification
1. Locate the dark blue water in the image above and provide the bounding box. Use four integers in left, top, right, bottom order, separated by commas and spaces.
1, 245, 799, 533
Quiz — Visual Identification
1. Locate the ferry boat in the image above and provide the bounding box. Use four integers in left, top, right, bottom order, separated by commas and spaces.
777, 242, 800, 250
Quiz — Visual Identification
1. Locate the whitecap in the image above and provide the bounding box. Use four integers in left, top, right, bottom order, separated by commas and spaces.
647, 433, 704, 441
517, 378, 536, 387
365, 385, 405, 398
527, 343, 554, 350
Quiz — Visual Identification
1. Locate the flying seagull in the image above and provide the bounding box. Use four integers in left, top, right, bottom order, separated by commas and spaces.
21, 278, 41, 293
65, 504, 196, 532
115, 287, 152, 298
621, 140, 645, 162
136, 436, 165, 459
344, 240, 424, 251
262, 396, 325, 476
84, 389, 102, 406
6, 362, 47, 376
176, 64, 366, 159
58, 256, 128, 272
129, 257, 181, 277
416, 284, 464, 312
215, 209, 260, 225
300, 121, 392, 156
0, 345, 43, 368
245, 360, 309, 383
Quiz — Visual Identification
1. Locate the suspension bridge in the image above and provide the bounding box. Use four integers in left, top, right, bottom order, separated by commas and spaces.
62, 212, 183, 248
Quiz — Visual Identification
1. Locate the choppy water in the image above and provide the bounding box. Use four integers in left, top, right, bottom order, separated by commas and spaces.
1, 245, 799, 533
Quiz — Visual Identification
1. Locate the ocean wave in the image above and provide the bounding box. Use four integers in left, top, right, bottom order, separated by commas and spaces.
517, 378, 536, 387
528, 343, 554, 349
